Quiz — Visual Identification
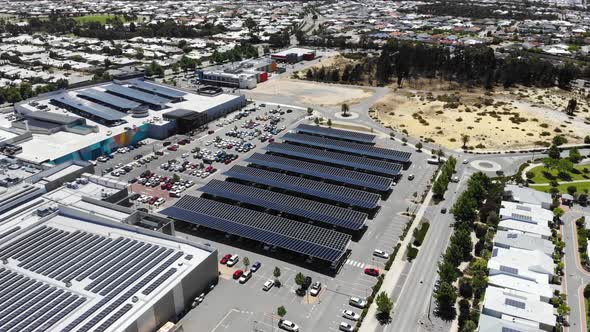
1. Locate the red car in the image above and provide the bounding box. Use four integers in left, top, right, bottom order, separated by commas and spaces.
148, 196, 158, 205
364, 268, 380, 277
167, 146, 178, 151
233, 270, 243, 279
220, 254, 232, 264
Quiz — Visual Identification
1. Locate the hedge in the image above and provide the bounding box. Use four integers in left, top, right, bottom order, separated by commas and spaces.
412, 222, 430, 247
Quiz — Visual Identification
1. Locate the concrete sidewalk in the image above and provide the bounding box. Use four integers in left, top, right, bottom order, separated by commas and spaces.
359, 188, 435, 332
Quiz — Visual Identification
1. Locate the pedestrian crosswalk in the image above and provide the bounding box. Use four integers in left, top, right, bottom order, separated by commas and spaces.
345, 259, 365, 268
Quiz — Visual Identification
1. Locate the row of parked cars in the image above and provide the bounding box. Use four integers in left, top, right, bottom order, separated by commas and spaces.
130, 194, 166, 206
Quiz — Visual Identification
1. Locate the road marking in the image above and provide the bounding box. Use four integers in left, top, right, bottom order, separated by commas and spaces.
211, 308, 239, 332
345, 259, 366, 268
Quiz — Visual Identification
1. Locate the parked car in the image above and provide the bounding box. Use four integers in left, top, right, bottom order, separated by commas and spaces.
349, 297, 367, 308
342, 309, 360, 321
233, 270, 243, 280
220, 254, 232, 265
250, 262, 261, 272
278, 320, 299, 332
227, 254, 239, 267
310, 281, 322, 296
339, 322, 354, 332
302, 276, 312, 290
263, 279, 274, 291
239, 270, 252, 284
373, 249, 389, 259
364, 268, 380, 277
408, 174, 415, 180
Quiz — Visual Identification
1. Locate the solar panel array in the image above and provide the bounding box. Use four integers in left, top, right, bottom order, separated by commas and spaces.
161, 196, 351, 263
224, 165, 380, 209
266, 142, 402, 176
77, 88, 141, 110
128, 79, 187, 99
296, 124, 376, 144
51, 93, 126, 121
281, 133, 412, 163
105, 84, 171, 106
0, 225, 184, 332
199, 180, 367, 230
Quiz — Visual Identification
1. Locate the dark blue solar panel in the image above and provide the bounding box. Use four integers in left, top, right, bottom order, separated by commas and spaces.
224, 166, 379, 209
141, 268, 177, 295
0, 226, 53, 260
127, 79, 186, 98
104, 84, 170, 106
282, 133, 412, 163
77, 88, 141, 110
42, 235, 103, 277
199, 180, 366, 230
296, 124, 376, 143
266, 142, 402, 176
161, 196, 350, 262
51, 93, 126, 121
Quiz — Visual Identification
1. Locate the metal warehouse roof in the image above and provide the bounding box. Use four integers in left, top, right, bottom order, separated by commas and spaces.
296, 124, 376, 144
104, 84, 171, 107
161, 196, 351, 263
127, 79, 186, 99
77, 88, 141, 110
266, 142, 402, 177
199, 180, 367, 231
50, 93, 126, 121
281, 133, 412, 163
223, 166, 380, 210
246, 153, 393, 192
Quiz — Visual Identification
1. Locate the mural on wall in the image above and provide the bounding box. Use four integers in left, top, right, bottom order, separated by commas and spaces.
51, 125, 150, 164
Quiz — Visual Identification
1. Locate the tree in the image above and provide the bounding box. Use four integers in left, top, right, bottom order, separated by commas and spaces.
375, 291, 394, 318
306, 107, 313, 116
547, 144, 561, 160
460, 134, 470, 148
566, 98, 577, 115
432, 178, 448, 199
436, 149, 445, 162
273, 266, 281, 280
525, 171, 534, 181
569, 147, 582, 163
557, 303, 570, 317
461, 321, 477, 332
295, 272, 305, 286
327, 119, 332, 127
173, 173, 181, 183
585, 136, 590, 144
553, 207, 564, 219
145, 61, 164, 77
451, 195, 478, 226
277, 305, 287, 318
415, 142, 423, 152
567, 185, 577, 196
341, 103, 350, 117
314, 117, 320, 125
438, 260, 458, 284
103, 58, 112, 69
552, 135, 567, 146
401, 137, 408, 145
434, 281, 457, 320
243, 256, 250, 269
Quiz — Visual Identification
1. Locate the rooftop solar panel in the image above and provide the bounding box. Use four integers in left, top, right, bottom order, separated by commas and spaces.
247, 153, 393, 191
104, 84, 171, 106
127, 79, 186, 99
296, 124, 376, 143
224, 166, 379, 209
77, 88, 141, 110
199, 180, 367, 230
50, 93, 126, 121
161, 196, 351, 262
281, 133, 412, 163
266, 142, 402, 176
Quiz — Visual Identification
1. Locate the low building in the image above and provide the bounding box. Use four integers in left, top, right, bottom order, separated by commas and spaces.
195, 58, 276, 89
497, 218, 552, 239
478, 313, 544, 332
481, 286, 556, 331
271, 47, 316, 63
493, 230, 555, 257
489, 247, 554, 283
504, 184, 553, 210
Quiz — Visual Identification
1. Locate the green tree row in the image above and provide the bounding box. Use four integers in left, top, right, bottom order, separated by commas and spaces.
432, 156, 457, 199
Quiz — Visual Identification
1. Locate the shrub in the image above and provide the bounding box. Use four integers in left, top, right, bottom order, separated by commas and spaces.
406, 245, 419, 262
459, 278, 473, 298
584, 284, 590, 298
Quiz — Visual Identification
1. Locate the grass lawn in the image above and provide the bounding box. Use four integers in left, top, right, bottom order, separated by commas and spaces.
74, 15, 130, 24
533, 181, 590, 194
528, 164, 590, 184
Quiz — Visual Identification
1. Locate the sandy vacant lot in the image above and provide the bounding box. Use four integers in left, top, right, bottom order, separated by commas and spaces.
371, 80, 590, 150
251, 78, 374, 106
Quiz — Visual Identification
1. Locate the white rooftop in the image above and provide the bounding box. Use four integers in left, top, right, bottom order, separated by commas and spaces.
478, 313, 544, 332
498, 219, 552, 238
483, 286, 556, 328
489, 246, 554, 282
499, 201, 554, 224
488, 274, 553, 301
494, 230, 555, 257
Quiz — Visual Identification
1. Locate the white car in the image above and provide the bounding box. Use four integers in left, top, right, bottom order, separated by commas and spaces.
339, 322, 354, 332
349, 297, 367, 308
463, 159, 469, 164
279, 320, 299, 332
342, 309, 360, 321
310, 281, 321, 296
239, 270, 252, 284
227, 254, 239, 267
373, 249, 389, 259
263, 280, 274, 291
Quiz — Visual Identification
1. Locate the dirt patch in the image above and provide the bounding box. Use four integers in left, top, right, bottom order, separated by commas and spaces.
252, 78, 374, 106
370, 79, 590, 150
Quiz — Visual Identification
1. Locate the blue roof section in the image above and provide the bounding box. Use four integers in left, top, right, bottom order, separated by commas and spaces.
296, 124, 376, 144
161, 196, 350, 263
224, 166, 380, 209
50, 93, 125, 121
77, 88, 141, 110
246, 153, 393, 192
281, 133, 412, 163
126, 79, 186, 99
266, 142, 402, 177
104, 84, 171, 107
199, 180, 367, 231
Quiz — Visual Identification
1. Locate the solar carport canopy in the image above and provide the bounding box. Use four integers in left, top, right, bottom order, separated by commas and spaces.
282, 133, 412, 163
161, 196, 351, 263
50, 93, 125, 121
296, 124, 376, 144
247, 153, 393, 192
104, 84, 171, 107
224, 166, 380, 209
77, 88, 141, 110
266, 142, 402, 177
199, 180, 367, 231
127, 79, 186, 99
